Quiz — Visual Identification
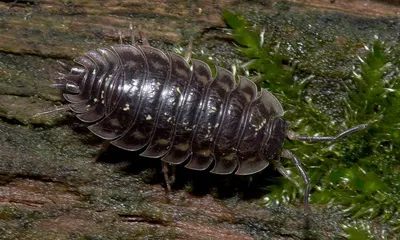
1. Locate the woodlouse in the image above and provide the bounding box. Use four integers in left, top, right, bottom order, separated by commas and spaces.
51, 29, 367, 212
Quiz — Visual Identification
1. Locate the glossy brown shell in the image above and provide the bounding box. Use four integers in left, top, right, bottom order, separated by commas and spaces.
57, 44, 288, 175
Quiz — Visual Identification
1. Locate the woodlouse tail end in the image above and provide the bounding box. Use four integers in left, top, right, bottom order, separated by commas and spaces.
33, 105, 70, 118
50, 82, 81, 94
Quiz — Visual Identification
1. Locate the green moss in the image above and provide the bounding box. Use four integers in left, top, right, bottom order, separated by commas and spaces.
223, 10, 399, 235
342, 220, 389, 240
222, 9, 295, 93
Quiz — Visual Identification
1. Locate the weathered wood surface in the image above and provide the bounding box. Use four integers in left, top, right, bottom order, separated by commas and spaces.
1, 0, 399, 239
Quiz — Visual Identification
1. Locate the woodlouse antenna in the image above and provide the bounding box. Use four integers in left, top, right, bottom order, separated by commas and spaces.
33, 105, 70, 117
281, 150, 310, 214
287, 124, 368, 142
282, 123, 369, 214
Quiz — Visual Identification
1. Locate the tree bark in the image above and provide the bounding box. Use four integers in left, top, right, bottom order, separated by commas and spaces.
0, 0, 399, 239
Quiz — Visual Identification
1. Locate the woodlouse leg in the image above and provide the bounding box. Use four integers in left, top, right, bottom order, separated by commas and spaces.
95, 141, 111, 161
128, 23, 150, 46
170, 165, 176, 185
140, 32, 150, 46
118, 30, 123, 44
129, 22, 135, 45
162, 162, 175, 191
281, 149, 310, 214
184, 40, 193, 62
287, 124, 368, 142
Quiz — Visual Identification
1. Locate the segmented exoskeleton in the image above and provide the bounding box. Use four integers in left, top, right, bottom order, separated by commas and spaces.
52, 30, 367, 213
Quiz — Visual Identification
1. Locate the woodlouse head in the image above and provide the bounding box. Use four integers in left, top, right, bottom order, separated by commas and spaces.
262, 117, 290, 161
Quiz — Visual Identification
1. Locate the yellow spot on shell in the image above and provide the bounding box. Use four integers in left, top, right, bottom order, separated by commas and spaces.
123, 104, 130, 111
156, 139, 169, 145
198, 149, 211, 157
176, 143, 189, 151
133, 131, 146, 139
